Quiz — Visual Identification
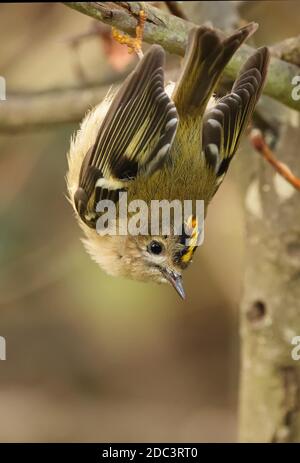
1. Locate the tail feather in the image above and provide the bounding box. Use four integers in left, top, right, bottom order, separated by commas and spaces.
173, 22, 258, 119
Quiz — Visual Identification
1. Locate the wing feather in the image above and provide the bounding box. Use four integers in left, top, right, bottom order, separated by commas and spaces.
75, 45, 178, 227
202, 47, 270, 184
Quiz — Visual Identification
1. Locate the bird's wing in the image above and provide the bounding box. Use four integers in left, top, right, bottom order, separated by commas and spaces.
74, 45, 178, 227
202, 46, 270, 193
173, 23, 257, 120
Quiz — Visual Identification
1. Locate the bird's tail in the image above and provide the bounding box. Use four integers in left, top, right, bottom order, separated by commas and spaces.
173, 22, 258, 119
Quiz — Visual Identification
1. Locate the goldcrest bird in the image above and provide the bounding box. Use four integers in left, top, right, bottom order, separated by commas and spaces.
67, 22, 269, 299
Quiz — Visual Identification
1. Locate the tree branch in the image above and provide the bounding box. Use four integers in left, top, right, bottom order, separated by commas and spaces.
64, 1, 300, 112
250, 129, 300, 191
271, 36, 300, 67
0, 84, 110, 132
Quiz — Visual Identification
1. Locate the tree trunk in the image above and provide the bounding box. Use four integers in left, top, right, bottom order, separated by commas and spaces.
238, 106, 300, 442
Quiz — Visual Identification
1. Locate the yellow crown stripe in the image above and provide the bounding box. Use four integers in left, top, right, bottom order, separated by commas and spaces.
181, 216, 199, 263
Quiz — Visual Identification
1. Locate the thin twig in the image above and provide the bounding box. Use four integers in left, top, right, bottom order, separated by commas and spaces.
0, 84, 111, 132
250, 129, 300, 191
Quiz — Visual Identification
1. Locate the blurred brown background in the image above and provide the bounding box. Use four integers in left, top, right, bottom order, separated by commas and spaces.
0, 1, 298, 442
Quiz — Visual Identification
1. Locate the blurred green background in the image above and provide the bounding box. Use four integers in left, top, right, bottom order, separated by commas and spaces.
0, 1, 298, 442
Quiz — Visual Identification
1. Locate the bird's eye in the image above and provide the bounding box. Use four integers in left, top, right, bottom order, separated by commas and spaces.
148, 240, 163, 255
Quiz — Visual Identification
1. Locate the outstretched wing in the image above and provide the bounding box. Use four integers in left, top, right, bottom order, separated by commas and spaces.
202, 46, 270, 191
74, 45, 178, 227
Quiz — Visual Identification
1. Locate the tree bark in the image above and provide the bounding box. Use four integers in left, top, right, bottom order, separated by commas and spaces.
238, 106, 300, 442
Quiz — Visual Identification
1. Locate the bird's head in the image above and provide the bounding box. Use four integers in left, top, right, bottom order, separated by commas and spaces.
82, 218, 200, 300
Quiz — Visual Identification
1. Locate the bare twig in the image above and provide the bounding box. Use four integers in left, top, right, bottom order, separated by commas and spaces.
2, 2, 300, 133
250, 129, 300, 191
0, 84, 110, 132
63, 1, 300, 112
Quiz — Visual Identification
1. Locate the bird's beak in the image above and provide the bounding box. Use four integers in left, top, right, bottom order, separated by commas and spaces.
161, 268, 185, 300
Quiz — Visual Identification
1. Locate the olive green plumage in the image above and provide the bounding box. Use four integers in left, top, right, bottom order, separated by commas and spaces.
67, 22, 270, 298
